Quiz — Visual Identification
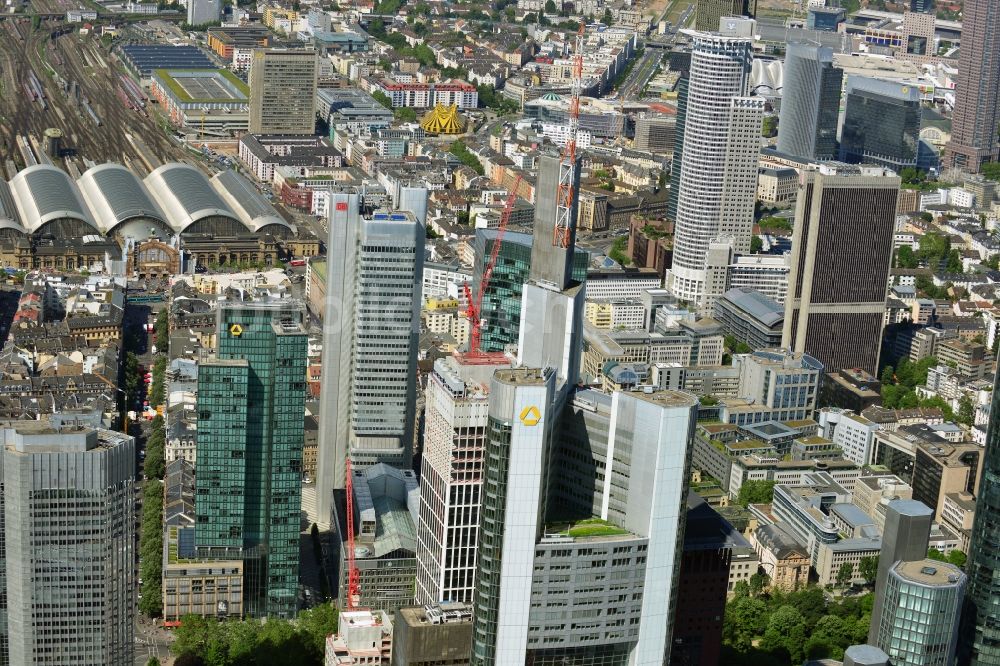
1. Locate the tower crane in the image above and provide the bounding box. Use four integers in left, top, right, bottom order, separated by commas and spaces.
553, 23, 585, 249
344, 458, 361, 610
462, 174, 523, 356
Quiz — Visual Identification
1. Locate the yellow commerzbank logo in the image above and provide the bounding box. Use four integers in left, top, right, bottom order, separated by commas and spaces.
229, 324, 243, 337
519, 406, 541, 426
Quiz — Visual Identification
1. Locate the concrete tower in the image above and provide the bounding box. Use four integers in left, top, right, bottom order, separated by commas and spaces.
669, 21, 764, 307
248, 49, 318, 135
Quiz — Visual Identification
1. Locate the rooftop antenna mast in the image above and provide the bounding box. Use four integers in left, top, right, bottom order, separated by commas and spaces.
553, 23, 584, 249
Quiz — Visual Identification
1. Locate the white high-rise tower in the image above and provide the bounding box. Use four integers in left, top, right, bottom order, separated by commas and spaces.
669, 19, 764, 308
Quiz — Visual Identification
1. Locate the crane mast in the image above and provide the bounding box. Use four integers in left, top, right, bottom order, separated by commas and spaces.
345, 458, 360, 610
554, 24, 584, 249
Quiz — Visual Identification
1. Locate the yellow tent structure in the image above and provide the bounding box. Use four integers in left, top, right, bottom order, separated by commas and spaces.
420, 103, 466, 135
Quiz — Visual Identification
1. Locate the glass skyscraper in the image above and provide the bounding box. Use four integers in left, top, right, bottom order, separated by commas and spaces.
840, 76, 921, 171
961, 366, 1000, 664
195, 295, 308, 618
777, 42, 843, 161
473, 230, 587, 353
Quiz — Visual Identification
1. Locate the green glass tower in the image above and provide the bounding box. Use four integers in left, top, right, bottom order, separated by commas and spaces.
473, 230, 587, 353
195, 295, 308, 618
962, 365, 1000, 664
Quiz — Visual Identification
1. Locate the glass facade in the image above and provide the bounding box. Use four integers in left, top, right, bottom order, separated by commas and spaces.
474, 231, 587, 353
875, 562, 964, 666
840, 79, 921, 170
962, 368, 1000, 665
471, 417, 512, 666
195, 300, 307, 618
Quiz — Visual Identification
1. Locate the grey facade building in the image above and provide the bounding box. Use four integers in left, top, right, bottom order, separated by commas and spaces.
874, 560, 965, 666
869, 499, 935, 646
782, 163, 900, 375
840, 77, 921, 171
669, 23, 764, 306
392, 603, 473, 666
316, 195, 424, 525
333, 464, 419, 613
943, 0, 1000, 172
633, 115, 676, 154
777, 42, 843, 161
0, 424, 136, 666
713, 287, 784, 350
471, 379, 699, 665
186, 0, 220, 26
248, 49, 318, 135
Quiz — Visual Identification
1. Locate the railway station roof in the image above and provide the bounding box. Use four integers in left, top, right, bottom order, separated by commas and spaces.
144, 163, 239, 233
77, 164, 168, 233
0, 180, 22, 231
8, 165, 98, 234
210, 170, 294, 234
120, 45, 215, 77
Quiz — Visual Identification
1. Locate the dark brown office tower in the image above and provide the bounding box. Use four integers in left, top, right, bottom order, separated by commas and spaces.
694, 0, 757, 31
782, 163, 900, 375
671, 494, 749, 666
943, 0, 1000, 173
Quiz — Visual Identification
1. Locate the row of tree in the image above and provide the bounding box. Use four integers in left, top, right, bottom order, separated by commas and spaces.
139, 479, 164, 617
170, 606, 338, 666
724, 585, 875, 665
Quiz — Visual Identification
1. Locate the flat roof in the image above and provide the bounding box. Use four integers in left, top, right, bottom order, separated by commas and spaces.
154, 68, 249, 103
121, 45, 214, 76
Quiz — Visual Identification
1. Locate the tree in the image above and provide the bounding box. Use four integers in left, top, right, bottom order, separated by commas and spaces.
372, 90, 393, 110
544, 0, 556, 12
298, 604, 339, 658
927, 547, 946, 561
836, 561, 854, 587
749, 571, 770, 596
761, 115, 778, 137
947, 549, 967, 567
147, 658, 162, 666
609, 236, 630, 266
858, 555, 879, 585
761, 605, 808, 664
601, 8, 613, 25
154, 308, 170, 354
895, 245, 918, 268
958, 396, 975, 426
723, 595, 767, 651
750, 236, 763, 253
394, 107, 417, 122
736, 480, 776, 507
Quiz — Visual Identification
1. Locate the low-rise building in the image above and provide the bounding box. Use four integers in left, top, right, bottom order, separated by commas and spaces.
750, 523, 810, 592
325, 610, 393, 665
390, 603, 473, 666
713, 288, 784, 350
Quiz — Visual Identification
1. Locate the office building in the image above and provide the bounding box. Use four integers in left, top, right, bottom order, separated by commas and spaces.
0, 424, 136, 666
194, 294, 308, 618
316, 196, 424, 525
633, 114, 676, 154
961, 366, 1000, 665
713, 287, 784, 350
782, 163, 899, 375
333, 464, 419, 613
415, 354, 510, 605
840, 77, 921, 171
694, 0, 756, 31
187, 0, 220, 26
910, 0, 932, 12
869, 500, 934, 646
472, 230, 587, 354
777, 42, 843, 161
248, 49, 318, 135
392, 603, 474, 666
874, 560, 965, 665
669, 23, 764, 306
671, 494, 749, 666
471, 378, 699, 665
943, 0, 1000, 172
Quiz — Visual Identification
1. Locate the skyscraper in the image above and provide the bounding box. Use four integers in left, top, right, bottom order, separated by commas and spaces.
782, 163, 900, 375
669, 21, 764, 307
961, 366, 1000, 665
869, 500, 934, 646
777, 42, 843, 161
942, 0, 1000, 172
316, 195, 425, 525
415, 354, 510, 605
0, 423, 136, 665
186, 0, 220, 27
840, 76, 922, 171
694, 0, 757, 31
470, 382, 699, 664
248, 48, 318, 135
195, 294, 308, 618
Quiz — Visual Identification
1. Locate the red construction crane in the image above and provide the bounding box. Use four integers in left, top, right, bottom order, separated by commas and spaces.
344, 458, 361, 610
553, 23, 585, 249
463, 174, 523, 356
